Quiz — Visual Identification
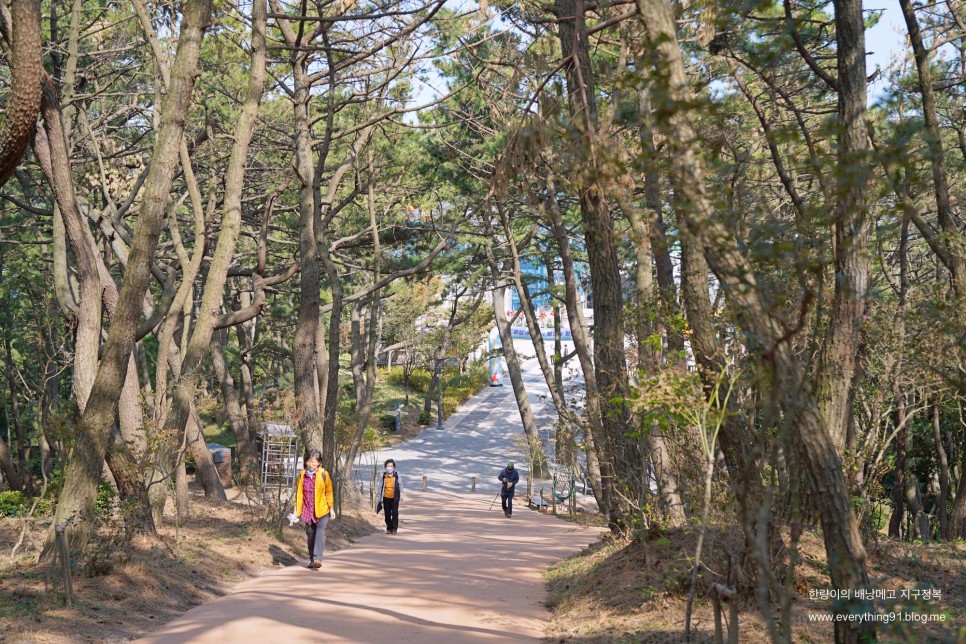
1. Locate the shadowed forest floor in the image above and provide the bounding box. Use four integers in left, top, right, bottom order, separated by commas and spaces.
0, 489, 383, 643
544, 525, 966, 643
3, 493, 964, 642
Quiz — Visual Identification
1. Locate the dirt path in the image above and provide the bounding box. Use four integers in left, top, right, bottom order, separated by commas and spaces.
138, 491, 603, 642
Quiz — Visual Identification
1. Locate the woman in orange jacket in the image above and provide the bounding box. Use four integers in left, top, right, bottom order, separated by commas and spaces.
293, 449, 335, 569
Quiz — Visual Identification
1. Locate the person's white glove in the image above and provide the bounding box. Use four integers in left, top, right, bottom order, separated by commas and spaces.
287, 513, 299, 526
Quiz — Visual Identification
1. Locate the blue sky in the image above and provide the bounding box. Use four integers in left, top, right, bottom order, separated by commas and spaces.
867, 2, 908, 97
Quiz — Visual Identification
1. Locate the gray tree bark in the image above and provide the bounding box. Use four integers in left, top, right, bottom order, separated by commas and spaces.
812, 0, 872, 453
543, 185, 607, 515
45, 0, 213, 557
932, 404, 950, 537
554, 0, 640, 525
633, 0, 873, 638
160, 0, 266, 503
211, 328, 258, 480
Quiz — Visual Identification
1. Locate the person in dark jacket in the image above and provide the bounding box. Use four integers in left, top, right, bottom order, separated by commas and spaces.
380, 459, 403, 534
498, 463, 520, 518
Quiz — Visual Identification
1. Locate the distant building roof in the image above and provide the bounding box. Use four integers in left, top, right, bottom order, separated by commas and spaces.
259, 422, 296, 437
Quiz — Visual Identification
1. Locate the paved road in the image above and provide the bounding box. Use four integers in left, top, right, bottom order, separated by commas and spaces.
140, 359, 604, 643
354, 357, 582, 499
139, 493, 602, 643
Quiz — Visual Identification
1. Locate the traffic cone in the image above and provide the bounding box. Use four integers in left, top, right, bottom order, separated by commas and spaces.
490, 371, 500, 386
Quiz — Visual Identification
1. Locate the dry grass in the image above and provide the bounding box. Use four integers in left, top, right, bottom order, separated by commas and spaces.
0, 488, 382, 643
545, 525, 966, 643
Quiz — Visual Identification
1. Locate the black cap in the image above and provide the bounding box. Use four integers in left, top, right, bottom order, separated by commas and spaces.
507, 463, 514, 470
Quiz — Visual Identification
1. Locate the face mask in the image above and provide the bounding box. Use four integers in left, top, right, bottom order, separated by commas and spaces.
386, 466, 394, 473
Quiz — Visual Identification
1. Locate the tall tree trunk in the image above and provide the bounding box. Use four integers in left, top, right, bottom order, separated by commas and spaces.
343, 172, 384, 475
316, 129, 379, 472
637, 87, 684, 357
270, 3, 325, 457
424, 313, 456, 415
544, 256, 565, 396
34, 86, 103, 441
813, 0, 872, 453
45, 0, 213, 557
555, 0, 639, 525
626, 201, 686, 527
486, 235, 546, 469
1, 292, 31, 494
501, 214, 575, 430
235, 308, 258, 435
320, 247, 344, 473
490, 283, 547, 471
889, 395, 908, 538
948, 417, 966, 538
680, 231, 765, 533
345, 298, 381, 476
932, 403, 950, 537
544, 186, 607, 515
633, 0, 873, 638
161, 0, 266, 502
0, 435, 23, 491
211, 328, 257, 479
36, 72, 154, 531
905, 467, 931, 540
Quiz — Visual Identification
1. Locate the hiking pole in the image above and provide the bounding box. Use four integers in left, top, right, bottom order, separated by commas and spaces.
488, 489, 501, 510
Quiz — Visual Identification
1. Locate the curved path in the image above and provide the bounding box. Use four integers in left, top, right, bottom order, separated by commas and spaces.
140, 360, 603, 642
139, 492, 601, 642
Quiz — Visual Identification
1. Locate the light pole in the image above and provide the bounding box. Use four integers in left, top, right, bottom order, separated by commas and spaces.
434, 356, 458, 430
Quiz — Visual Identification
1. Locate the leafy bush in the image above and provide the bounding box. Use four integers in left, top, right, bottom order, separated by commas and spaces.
442, 395, 461, 416
386, 366, 433, 392
407, 368, 433, 393
418, 411, 432, 425
386, 367, 406, 387
0, 490, 27, 517
94, 478, 117, 518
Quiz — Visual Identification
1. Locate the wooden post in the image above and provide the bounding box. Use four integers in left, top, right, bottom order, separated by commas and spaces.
713, 587, 723, 644
55, 522, 73, 608
711, 583, 738, 644
729, 596, 738, 644
335, 475, 343, 515
471, 476, 476, 492
422, 475, 427, 491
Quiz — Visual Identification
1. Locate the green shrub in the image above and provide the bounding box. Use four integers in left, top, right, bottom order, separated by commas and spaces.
386, 367, 406, 387
385, 366, 433, 392
408, 368, 433, 393
95, 478, 117, 518
418, 411, 432, 425
442, 394, 461, 416
0, 490, 27, 517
